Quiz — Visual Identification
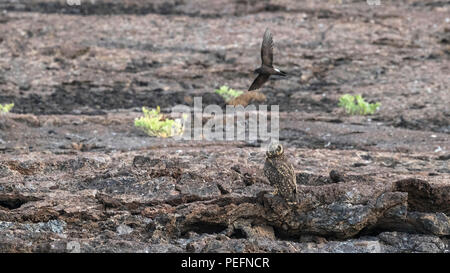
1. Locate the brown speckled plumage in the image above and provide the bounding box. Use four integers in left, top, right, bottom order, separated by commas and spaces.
263, 143, 298, 203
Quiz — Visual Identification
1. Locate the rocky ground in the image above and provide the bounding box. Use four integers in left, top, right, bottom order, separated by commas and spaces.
0, 0, 449, 253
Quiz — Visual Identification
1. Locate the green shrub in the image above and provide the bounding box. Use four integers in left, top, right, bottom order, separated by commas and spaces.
134, 106, 185, 138
0, 103, 14, 114
338, 94, 380, 115
215, 85, 243, 102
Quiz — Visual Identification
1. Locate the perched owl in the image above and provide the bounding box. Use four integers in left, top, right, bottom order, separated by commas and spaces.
263, 143, 298, 203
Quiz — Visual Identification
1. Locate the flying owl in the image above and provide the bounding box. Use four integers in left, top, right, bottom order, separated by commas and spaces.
263, 143, 298, 204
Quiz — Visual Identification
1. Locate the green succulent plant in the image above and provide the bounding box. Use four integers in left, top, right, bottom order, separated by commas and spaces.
0, 103, 14, 114
338, 94, 380, 115
215, 85, 243, 102
134, 106, 185, 138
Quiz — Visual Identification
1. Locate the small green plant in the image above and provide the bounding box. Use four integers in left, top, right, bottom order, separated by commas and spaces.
215, 85, 243, 102
338, 94, 380, 115
0, 103, 14, 114
134, 106, 185, 138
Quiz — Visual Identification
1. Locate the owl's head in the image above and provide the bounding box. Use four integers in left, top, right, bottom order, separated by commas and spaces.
266, 143, 284, 158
